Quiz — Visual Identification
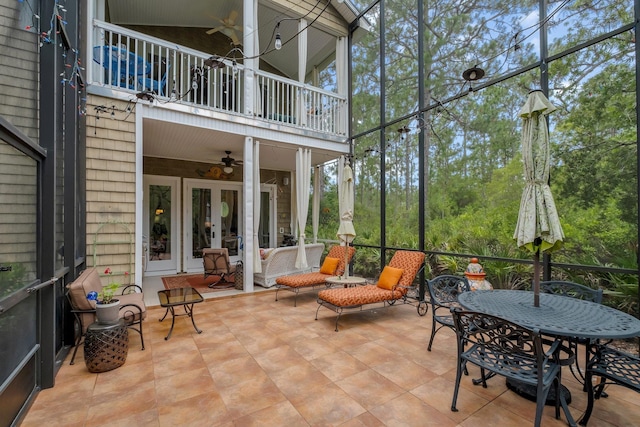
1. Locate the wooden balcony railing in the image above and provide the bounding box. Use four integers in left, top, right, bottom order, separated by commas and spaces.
91, 20, 346, 136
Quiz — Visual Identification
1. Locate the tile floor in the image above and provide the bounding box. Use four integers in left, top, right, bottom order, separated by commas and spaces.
22, 284, 640, 427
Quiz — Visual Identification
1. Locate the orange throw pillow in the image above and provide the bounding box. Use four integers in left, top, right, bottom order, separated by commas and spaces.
320, 257, 340, 275
377, 266, 404, 290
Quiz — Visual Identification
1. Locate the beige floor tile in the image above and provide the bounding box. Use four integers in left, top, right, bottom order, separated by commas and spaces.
20, 288, 640, 427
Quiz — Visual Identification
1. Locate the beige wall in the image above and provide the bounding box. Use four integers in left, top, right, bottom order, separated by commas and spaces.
0, 2, 39, 142
86, 94, 295, 282
86, 95, 137, 285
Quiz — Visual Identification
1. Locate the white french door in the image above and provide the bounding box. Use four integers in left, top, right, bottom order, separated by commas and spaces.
143, 176, 180, 275
183, 179, 243, 273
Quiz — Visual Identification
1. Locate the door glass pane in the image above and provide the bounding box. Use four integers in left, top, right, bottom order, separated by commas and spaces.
259, 191, 270, 247
149, 185, 172, 261
221, 190, 239, 256
192, 188, 211, 259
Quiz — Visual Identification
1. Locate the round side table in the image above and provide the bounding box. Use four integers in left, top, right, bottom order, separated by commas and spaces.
325, 276, 367, 288
84, 319, 128, 373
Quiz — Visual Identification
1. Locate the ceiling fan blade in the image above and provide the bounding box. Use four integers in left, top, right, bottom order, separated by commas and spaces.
230, 31, 241, 45
206, 26, 224, 35
228, 10, 238, 24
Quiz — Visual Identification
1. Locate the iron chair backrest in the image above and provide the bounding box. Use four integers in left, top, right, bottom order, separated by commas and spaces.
540, 280, 603, 303
203, 248, 232, 277
450, 309, 565, 427
426, 275, 470, 351
579, 344, 640, 425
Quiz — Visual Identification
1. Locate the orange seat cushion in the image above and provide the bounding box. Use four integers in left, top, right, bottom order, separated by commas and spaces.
377, 266, 404, 290
276, 272, 330, 288
319, 257, 340, 275
318, 285, 407, 307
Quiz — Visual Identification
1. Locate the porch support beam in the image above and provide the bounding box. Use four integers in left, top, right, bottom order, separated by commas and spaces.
243, 136, 255, 292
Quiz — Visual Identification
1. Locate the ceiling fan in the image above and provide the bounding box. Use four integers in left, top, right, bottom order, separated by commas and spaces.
196, 151, 242, 179
206, 10, 242, 46
219, 151, 243, 173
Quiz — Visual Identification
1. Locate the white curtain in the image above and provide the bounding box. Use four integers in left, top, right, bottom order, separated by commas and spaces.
298, 19, 308, 126
312, 166, 320, 243
295, 148, 311, 268
253, 141, 261, 272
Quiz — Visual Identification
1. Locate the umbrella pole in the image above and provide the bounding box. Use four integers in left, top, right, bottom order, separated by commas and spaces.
533, 250, 540, 307
343, 243, 349, 279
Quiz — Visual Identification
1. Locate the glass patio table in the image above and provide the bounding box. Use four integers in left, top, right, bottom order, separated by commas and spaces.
157, 287, 204, 340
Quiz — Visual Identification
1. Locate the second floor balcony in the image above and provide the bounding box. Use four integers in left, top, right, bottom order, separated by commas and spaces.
88, 19, 348, 140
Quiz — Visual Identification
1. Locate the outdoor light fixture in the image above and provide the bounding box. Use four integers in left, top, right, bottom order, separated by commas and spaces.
223, 166, 234, 174
204, 55, 225, 69
462, 66, 485, 81
136, 90, 155, 102
397, 125, 410, 140
275, 33, 282, 50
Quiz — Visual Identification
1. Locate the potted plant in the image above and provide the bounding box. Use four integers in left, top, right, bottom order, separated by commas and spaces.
94, 268, 124, 324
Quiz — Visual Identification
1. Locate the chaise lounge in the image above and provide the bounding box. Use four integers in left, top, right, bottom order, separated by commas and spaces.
275, 245, 356, 306
315, 250, 426, 331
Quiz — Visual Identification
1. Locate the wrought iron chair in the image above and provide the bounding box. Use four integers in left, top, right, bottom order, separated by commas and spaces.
579, 344, 640, 426
450, 309, 571, 427
426, 275, 470, 351
541, 280, 603, 387
202, 248, 237, 287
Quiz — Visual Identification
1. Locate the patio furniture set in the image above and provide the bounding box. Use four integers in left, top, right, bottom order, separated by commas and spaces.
65, 249, 640, 426
274, 247, 640, 426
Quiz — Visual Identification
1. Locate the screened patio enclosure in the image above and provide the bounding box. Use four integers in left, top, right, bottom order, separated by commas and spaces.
331, 0, 639, 314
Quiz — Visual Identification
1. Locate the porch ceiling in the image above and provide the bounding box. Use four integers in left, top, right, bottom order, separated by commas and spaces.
142, 119, 343, 171
106, 0, 354, 81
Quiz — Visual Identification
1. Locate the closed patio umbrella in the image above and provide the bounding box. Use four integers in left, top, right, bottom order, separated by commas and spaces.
513, 90, 564, 307
337, 160, 356, 278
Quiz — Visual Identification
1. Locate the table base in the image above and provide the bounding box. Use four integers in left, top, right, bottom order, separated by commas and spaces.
506, 378, 572, 406
84, 321, 128, 373
159, 303, 202, 340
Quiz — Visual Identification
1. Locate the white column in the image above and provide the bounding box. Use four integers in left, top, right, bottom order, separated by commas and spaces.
243, 0, 257, 116
243, 136, 255, 292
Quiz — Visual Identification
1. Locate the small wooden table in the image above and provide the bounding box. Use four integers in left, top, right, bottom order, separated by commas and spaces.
157, 287, 204, 340
325, 275, 367, 287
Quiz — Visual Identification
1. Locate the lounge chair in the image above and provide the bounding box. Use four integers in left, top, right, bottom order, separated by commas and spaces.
315, 250, 426, 331
275, 245, 356, 306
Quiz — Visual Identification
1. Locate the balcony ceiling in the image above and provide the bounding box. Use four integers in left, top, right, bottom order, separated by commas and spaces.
106, 0, 356, 81
142, 119, 343, 171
